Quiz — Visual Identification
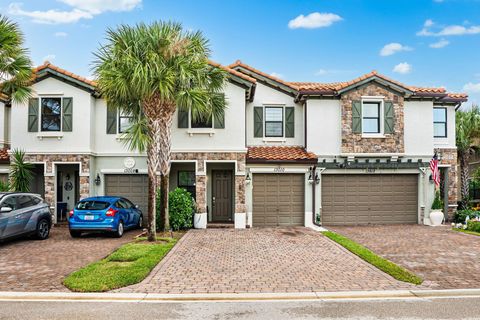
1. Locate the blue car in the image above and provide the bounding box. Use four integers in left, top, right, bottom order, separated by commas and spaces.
68, 196, 143, 238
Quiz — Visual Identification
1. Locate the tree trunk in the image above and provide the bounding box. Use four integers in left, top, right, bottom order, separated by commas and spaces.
161, 173, 169, 231
459, 151, 470, 209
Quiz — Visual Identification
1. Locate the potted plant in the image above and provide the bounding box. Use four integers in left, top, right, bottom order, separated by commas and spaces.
430, 190, 444, 226
193, 204, 207, 229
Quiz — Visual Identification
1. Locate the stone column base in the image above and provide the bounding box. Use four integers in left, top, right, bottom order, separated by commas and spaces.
234, 212, 246, 229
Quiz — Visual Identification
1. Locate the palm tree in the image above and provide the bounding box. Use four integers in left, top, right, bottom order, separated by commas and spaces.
456, 105, 480, 209
93, 22, 227, 241
0, 15, 32, 103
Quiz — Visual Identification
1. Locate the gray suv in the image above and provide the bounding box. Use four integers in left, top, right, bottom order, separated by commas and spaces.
0, 192, 52, 241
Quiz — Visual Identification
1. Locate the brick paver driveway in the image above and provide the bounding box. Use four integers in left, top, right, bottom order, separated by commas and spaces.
121, 228, 414, 294
330, 225, 480, 289
0, 226, 138, 292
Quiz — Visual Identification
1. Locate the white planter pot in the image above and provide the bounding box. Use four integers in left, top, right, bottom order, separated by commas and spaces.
430, 209, 444, 226
194, 213, 207, 229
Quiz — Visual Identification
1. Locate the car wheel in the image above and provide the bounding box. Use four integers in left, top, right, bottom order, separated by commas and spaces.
137, 215, 143, 229
36, 219, 50, 240
69, 230, 82, 238
114, 221, 124, 238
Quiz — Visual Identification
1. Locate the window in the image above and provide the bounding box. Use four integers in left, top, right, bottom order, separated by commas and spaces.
76, 201, 110, 210
118, 110, 133, 133
265, 107, 283, 137
17, 195, 39, 209
434, 107, 447, 138
191, 116, 213, 128
0, 196, 17, 211
362, 101, 381, 134
41, 97, 62, 132
178, 171, 196, 198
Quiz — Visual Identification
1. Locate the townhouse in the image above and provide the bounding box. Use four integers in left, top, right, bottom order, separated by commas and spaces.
0, 60, 467, 228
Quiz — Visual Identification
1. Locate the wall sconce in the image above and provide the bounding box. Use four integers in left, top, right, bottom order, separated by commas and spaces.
245, 172, 251, 184
94, 174, 101, 186
308, 167, 320, 185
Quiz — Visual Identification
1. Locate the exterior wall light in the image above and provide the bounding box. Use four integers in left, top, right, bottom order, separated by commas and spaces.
245, 172, 251, 184
94, 174, 101, 186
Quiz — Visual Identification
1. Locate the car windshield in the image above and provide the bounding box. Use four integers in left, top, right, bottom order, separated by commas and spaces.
75, 200, 110, 210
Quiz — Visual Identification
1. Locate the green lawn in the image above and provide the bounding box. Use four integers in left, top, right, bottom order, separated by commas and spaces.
63, 238, 178, 292
322, 231, 423, 285
453, 228, 480, 237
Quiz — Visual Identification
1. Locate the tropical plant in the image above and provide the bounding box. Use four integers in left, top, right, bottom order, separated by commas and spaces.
167, 188, 195, 231
456, 106, 480, 209
431, 190, 444, 210
455, 209, 478, 223
0, 179, 9, 192
93, 21, 227, 241
9, 149, 33, 192
0, 15, 32, 103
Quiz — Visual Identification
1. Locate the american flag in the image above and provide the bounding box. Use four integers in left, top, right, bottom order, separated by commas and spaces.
430, 153, 440, 187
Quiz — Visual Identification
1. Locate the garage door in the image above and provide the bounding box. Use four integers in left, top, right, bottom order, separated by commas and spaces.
322, 174, 418, 225
253, 174, 304, 227
105, 174, 148, 214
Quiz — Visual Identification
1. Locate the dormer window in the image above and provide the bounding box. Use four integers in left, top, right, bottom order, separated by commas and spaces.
362, 101, 381, 134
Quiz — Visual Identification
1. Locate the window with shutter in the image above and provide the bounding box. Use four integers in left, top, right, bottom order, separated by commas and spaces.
214, 109, 225, 129
352, 101, 362, 134
285, 107, 295, 138
28, 98, 39, 132
384, 101, 394, 134
178, 110, 188, 128
62, 97, 73, 132
106, 106, 118, 134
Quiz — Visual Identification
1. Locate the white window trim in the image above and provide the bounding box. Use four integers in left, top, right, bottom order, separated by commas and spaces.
118, 109, 134, 134
187, 108, 216, 136
263, 105, 286, 140
433, 107, 448, 139
38, 96, 63, 133
361, 97, 385, 138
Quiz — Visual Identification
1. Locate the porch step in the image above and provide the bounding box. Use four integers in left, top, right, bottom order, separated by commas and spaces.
207, 223, 234, 229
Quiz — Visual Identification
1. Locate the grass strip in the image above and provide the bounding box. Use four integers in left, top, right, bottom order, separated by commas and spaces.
64, 238, 177, 292
452, 228, 480, 237
322, 231, 423, 285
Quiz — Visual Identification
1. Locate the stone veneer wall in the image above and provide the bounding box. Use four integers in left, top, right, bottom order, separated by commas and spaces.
341, 83, 405, 154
171, 152, 246, 215
437, 148, 458, 220
21, 154, 91, 214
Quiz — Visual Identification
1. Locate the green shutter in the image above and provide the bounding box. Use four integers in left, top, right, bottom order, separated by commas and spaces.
384, 101, 394, 134
352, 101, 362, 134
214, 109, 225, 129
106, 105, 117, 134
254, 106, 263, 138
178, 110, 188, 128
28, 98, 39, 132
62, 97, 73, 132
285, 107, 295, 138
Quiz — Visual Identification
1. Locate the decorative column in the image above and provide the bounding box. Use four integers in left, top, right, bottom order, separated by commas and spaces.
195, 175, 207, 214
234, 175, 246, 228
79, 176, 90, 200
44, 175, 56, 222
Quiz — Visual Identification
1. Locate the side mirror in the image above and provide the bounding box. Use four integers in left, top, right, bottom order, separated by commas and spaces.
0, 207, 13, 213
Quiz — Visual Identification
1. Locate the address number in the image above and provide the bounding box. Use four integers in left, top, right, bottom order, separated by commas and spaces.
124, 168, 139, 174
274, 167, 286, 173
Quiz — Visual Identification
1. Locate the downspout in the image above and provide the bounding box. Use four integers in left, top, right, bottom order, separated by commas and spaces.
311, 165, 322, 227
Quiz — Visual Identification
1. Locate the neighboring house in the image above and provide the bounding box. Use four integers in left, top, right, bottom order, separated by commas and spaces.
1, 60, 467, 228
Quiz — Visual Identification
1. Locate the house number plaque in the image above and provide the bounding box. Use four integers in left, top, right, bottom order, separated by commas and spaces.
274, 167, 286, 173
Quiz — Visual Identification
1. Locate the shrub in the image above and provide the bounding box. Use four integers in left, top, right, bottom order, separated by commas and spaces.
0, 180, 9, 192
431, 190, 443, 210
455, 209, 479, 223
9, 149, 33, 192
466, 220, 480, 233
168, 188, 195, 231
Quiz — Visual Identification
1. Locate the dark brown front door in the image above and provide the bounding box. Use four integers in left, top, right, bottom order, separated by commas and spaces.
212, 170, 233, 222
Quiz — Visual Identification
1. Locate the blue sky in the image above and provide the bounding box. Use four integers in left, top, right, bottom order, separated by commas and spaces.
1, 0, 479, 105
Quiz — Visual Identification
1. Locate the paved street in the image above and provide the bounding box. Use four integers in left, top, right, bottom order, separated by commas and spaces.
0, 226, 138, 292
121, 227, 414, 294
0, 296, 479, 319
330, 225, 480, 289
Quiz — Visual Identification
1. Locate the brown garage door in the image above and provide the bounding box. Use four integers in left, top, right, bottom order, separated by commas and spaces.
322, 174, 418, 225
105, 174, 148, 214
253, 174, 304, 227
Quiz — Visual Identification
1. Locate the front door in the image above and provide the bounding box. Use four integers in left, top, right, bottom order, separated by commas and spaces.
211, 170, 233, 222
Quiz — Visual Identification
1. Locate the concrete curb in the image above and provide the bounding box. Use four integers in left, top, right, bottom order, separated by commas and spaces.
0, 289, 479, 302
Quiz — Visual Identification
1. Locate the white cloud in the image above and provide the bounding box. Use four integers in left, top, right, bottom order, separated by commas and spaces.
42, 54, 56, 63
59, 0, 141, 14
393, 62, 412, 74
463, 82, 480, 93
417, 19, 480, 36
288, 12, 342, 29
8, 3, 93, 24
380, 43, 413, 56
315, 68, 355, 76
54, 31, 68, 37
8, 0, 141, 24
429, 39, 449, 48
424, 19, 434, 27
270, 72, 284, 79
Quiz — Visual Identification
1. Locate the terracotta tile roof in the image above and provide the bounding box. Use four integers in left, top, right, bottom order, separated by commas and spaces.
247, 146, 317, 163
228, 60, 299, 90
208, 60, 256, 84
0, 148, 9, 163
446, 93, 468, 99
33, 61, 97, 87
